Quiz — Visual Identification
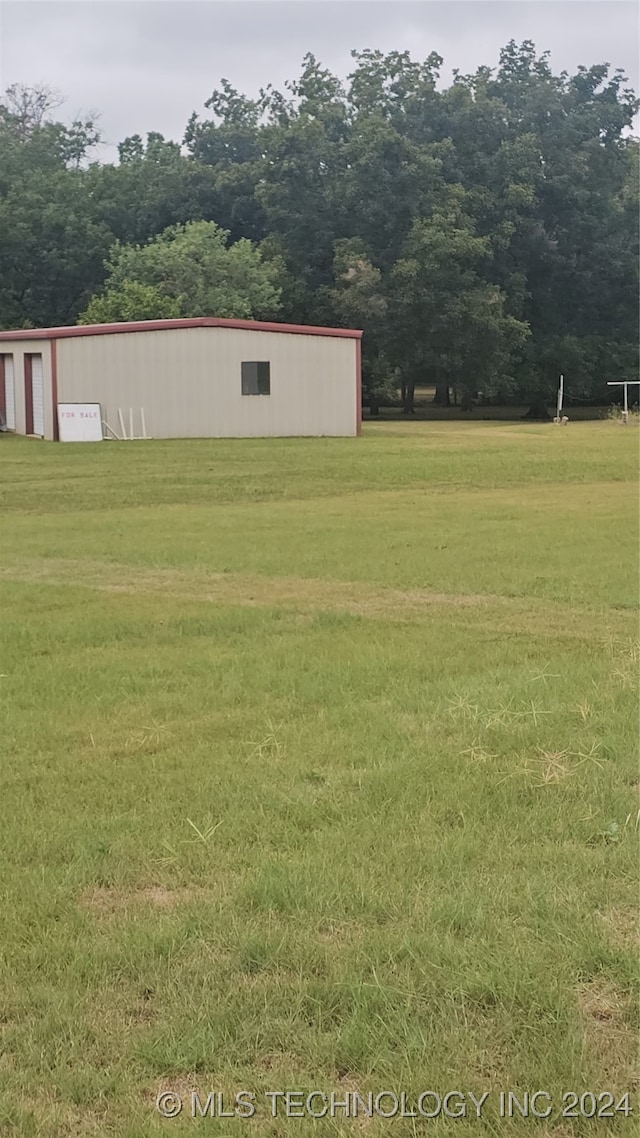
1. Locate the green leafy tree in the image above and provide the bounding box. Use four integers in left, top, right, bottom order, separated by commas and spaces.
184, 81, 268, 244
252, 56, 351, 323
323, 238, 394, 412
85, 132, 222, 249
0, 85, 110, 328
79, 220, 282, 322
78, 281, 181, 324
388, 192, 529, 410
435, 42, 639, 407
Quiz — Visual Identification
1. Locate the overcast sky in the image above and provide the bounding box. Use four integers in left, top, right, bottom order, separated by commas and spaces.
0, 1, 638, 161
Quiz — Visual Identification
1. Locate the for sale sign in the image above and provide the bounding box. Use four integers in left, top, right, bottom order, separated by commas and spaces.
57, 404, 103, 442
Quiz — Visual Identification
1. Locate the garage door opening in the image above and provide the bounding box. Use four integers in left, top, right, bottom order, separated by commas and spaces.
25, 354, 45, 436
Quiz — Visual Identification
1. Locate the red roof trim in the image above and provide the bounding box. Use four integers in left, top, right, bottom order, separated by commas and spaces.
0, 316, 363, 342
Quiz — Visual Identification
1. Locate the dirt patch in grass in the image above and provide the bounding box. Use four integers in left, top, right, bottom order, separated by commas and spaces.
577, 979, 639, 1086
81, 885, 205, 914
144, 1074, 201, 1109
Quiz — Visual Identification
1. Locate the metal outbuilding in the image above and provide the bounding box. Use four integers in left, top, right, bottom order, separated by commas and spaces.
0, 316, 362, 440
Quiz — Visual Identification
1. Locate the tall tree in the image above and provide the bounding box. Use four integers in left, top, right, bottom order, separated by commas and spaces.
0, 87, 110, 328
323, 238, 393, 412
434, 42, 639, 407
183, 80, 268, 244
85, 132, 222, 249
388, 190, 529, 410
79, 220, 282, 323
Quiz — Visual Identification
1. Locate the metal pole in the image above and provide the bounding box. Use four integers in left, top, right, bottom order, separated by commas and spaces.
606, 380, 639, 423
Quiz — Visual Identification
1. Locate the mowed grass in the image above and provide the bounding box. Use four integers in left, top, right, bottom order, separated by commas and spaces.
0, 421, 638, 1137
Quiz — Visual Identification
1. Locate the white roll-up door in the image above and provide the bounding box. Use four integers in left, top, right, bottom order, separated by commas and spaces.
4, 356, 15, 429
31, 354, 44, 436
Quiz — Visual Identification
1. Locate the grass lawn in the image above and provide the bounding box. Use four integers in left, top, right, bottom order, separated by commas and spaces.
0, 421, 638, 1136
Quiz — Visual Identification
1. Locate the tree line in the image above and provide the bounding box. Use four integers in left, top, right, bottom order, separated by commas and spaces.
0, 40, 638, 412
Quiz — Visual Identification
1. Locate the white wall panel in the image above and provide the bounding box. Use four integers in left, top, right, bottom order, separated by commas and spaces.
56, 327, 358, 438
31, 354, 45, 435
3, 355, 16, 429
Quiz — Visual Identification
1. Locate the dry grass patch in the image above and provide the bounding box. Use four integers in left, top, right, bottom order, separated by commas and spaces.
531, 749, 573, 785
256, 1050, 307, 1074
80, 884, 206, 914
577, 980, 639, 1086
1, 557, 634, 641
460, 742, 497, 763
11, 1093, 108, 1138
596, 908, 640, 952
313, 919, 369, 946
0, 557, 491, 613
144, 1072, 201, 1109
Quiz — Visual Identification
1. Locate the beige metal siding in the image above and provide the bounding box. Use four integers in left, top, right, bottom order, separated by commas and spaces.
56, 327, 357, 438
0, 341, 54, 438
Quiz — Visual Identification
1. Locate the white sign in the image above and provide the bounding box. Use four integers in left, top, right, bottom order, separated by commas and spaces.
57, 403, 103, 442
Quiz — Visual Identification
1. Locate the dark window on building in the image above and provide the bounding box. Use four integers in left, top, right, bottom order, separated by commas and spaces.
241, 361, 270, 396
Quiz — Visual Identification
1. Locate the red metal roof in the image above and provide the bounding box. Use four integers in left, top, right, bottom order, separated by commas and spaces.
0, 316, 363, 342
